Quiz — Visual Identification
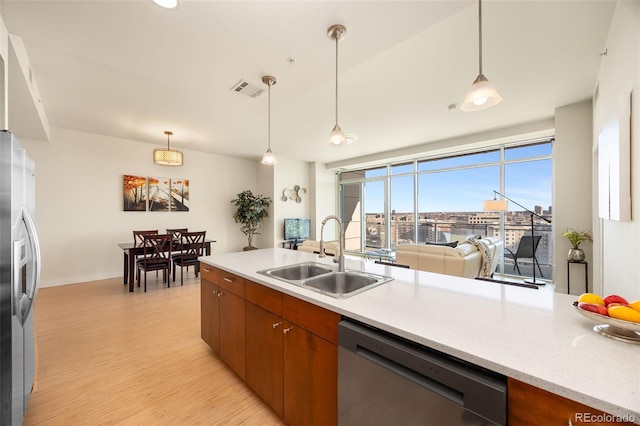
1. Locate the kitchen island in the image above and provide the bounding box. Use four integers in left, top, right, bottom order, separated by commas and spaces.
199, 248, 640, 424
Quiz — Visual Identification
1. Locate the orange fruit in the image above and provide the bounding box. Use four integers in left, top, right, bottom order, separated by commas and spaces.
577, 293, 605, 306
627, 300, 640, 314
608, 305, 640, 323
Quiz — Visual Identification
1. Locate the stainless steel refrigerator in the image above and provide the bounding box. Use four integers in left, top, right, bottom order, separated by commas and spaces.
0, 130, 41, 425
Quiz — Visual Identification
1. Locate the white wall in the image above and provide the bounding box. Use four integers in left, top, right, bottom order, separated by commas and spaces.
554, 100, 593, 294
309, 162, 337, 240
592, 0, 640, 297
22, 127, 259, 287
272, 156, 311, 243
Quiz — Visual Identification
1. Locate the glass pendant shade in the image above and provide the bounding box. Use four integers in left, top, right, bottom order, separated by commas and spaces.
152, 0, 178, 9
328, 124, 347, 146
153, 131, 183, 166
460, 74, 503, 111
261, 148, 277, 165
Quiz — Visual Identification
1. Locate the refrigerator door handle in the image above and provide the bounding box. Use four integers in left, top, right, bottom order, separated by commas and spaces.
16, 206, 41, 326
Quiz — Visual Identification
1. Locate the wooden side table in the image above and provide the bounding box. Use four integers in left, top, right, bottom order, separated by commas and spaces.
567, 260, 588, 294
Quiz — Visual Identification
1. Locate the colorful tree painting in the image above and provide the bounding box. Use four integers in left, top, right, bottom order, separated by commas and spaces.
123, 175, 147, 211
170, 178, 190, 211
148, 177, 171, 212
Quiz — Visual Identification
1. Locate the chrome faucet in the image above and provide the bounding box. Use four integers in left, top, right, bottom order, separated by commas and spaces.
319, 215, 345, 272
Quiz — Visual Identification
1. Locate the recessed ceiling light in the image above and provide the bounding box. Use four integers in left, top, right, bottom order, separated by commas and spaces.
152, 0, 179, 9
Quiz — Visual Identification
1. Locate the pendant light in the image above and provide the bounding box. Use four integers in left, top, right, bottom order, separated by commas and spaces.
460, 0, 502, 112
153, 131, 183, 166
327, 24, 352, 146
261, 75, 277, 165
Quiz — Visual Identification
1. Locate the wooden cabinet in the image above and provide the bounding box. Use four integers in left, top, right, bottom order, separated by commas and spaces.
282, 294, 339, 426
245, 298, 284, 417
244, 280, 340, 426
200, 266, 246, 379
200, 266, 220, 352
508, 378, 636, 425
283, 319, 338, 426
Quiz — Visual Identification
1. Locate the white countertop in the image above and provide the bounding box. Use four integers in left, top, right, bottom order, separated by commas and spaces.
200, 248, 640, 421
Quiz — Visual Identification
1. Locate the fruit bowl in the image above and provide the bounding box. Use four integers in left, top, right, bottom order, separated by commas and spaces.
573, 301, 640, 344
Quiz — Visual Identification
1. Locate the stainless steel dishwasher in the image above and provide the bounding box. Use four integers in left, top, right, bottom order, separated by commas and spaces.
338, 319, 507, 426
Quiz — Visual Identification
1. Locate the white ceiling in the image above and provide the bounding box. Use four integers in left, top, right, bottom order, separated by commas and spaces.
0, 0, 615, 166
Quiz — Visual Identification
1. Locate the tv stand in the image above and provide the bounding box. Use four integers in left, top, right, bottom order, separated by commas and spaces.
281, 239, 302, 250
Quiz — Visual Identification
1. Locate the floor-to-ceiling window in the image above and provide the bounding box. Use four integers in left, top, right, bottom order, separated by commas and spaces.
338, 138, 554, 280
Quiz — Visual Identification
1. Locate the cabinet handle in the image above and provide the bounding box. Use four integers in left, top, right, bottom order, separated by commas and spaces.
272, 322, 282, 329
283, 327, 294, 334
203, 268, 211, 273
223, 277, 234, 283
217, 292, 224, 297
212, 290, 218, 296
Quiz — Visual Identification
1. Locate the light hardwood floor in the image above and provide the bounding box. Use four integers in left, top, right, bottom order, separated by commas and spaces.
24, 274, 285, 425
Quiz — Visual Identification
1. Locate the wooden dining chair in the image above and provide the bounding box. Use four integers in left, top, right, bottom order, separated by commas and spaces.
172, 231, 206, 286
136, 234, 172, 292
129, 230, 159, 285
133, 229, 159, 247
166, 228, 188, 244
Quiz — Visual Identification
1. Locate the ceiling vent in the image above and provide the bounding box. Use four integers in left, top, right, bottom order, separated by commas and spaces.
230, 79, 264, 98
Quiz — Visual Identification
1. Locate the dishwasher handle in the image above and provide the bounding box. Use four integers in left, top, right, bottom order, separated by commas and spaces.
338, 320, 507, 426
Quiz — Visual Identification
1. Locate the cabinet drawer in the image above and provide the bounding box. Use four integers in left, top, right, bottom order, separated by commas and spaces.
245, 281, 282, 316
200, 264, 219, 284
219, 270, 245, 298
283, 294, 340, 344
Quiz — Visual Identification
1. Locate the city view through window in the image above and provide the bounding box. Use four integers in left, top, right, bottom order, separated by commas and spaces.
339, 140, 553, 280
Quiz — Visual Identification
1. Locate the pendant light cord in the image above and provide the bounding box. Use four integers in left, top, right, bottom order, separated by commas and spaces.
335, 34, 339, 127
478, 0, 483, 75
268, 81, 271, 150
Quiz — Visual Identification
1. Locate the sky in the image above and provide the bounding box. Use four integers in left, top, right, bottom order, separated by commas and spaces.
363, 143, 553, 213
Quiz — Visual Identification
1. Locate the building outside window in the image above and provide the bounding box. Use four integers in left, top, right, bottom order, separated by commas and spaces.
338, 139, 553, 280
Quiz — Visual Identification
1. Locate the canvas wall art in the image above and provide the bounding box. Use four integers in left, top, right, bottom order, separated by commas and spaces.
148, 177, 171, 212
123, 175, 190, 212
123, 175, 147, 211
171, 179, 190, 211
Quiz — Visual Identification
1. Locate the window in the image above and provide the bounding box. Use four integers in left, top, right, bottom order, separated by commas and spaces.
338, 139, 554, 280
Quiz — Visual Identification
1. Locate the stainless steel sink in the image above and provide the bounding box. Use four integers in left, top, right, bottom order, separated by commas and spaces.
259, 262, 334, 281
258, 263, 393, 298
302, 271, 392, 298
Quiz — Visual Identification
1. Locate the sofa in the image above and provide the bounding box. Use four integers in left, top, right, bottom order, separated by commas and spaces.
395, 237, 503, 279
296, 240, 340, 256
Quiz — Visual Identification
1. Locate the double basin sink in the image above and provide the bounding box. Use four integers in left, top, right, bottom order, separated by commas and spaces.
257, 261, 393, 299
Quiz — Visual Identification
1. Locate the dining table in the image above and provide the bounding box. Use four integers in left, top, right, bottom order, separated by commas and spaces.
118, 239, 215, 292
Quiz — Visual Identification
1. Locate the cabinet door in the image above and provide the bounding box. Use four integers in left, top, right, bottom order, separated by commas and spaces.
245, 302, 284, 417
219, 290, 246, 379
283, 321, 337, 426
200, 278, 220, 353
508, 378, 636, 425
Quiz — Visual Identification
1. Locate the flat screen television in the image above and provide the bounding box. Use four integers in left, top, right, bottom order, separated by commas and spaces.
283, 218, 311, 241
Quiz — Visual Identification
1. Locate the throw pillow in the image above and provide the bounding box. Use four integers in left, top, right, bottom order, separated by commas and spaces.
426, 241, 458, 248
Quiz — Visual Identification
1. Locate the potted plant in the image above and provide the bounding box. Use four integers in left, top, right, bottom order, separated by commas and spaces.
562, 229, 592, 261
231, 190, 272, 250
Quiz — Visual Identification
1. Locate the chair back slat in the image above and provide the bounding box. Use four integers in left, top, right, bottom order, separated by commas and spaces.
142, 234, 173, 262
178, 231, 206, 261
166, 228, 188, 243
133, 230, 159, 247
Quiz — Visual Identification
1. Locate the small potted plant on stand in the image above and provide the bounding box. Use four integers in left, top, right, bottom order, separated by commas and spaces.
562, 229, 592, 262
231, 190, 272, 251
